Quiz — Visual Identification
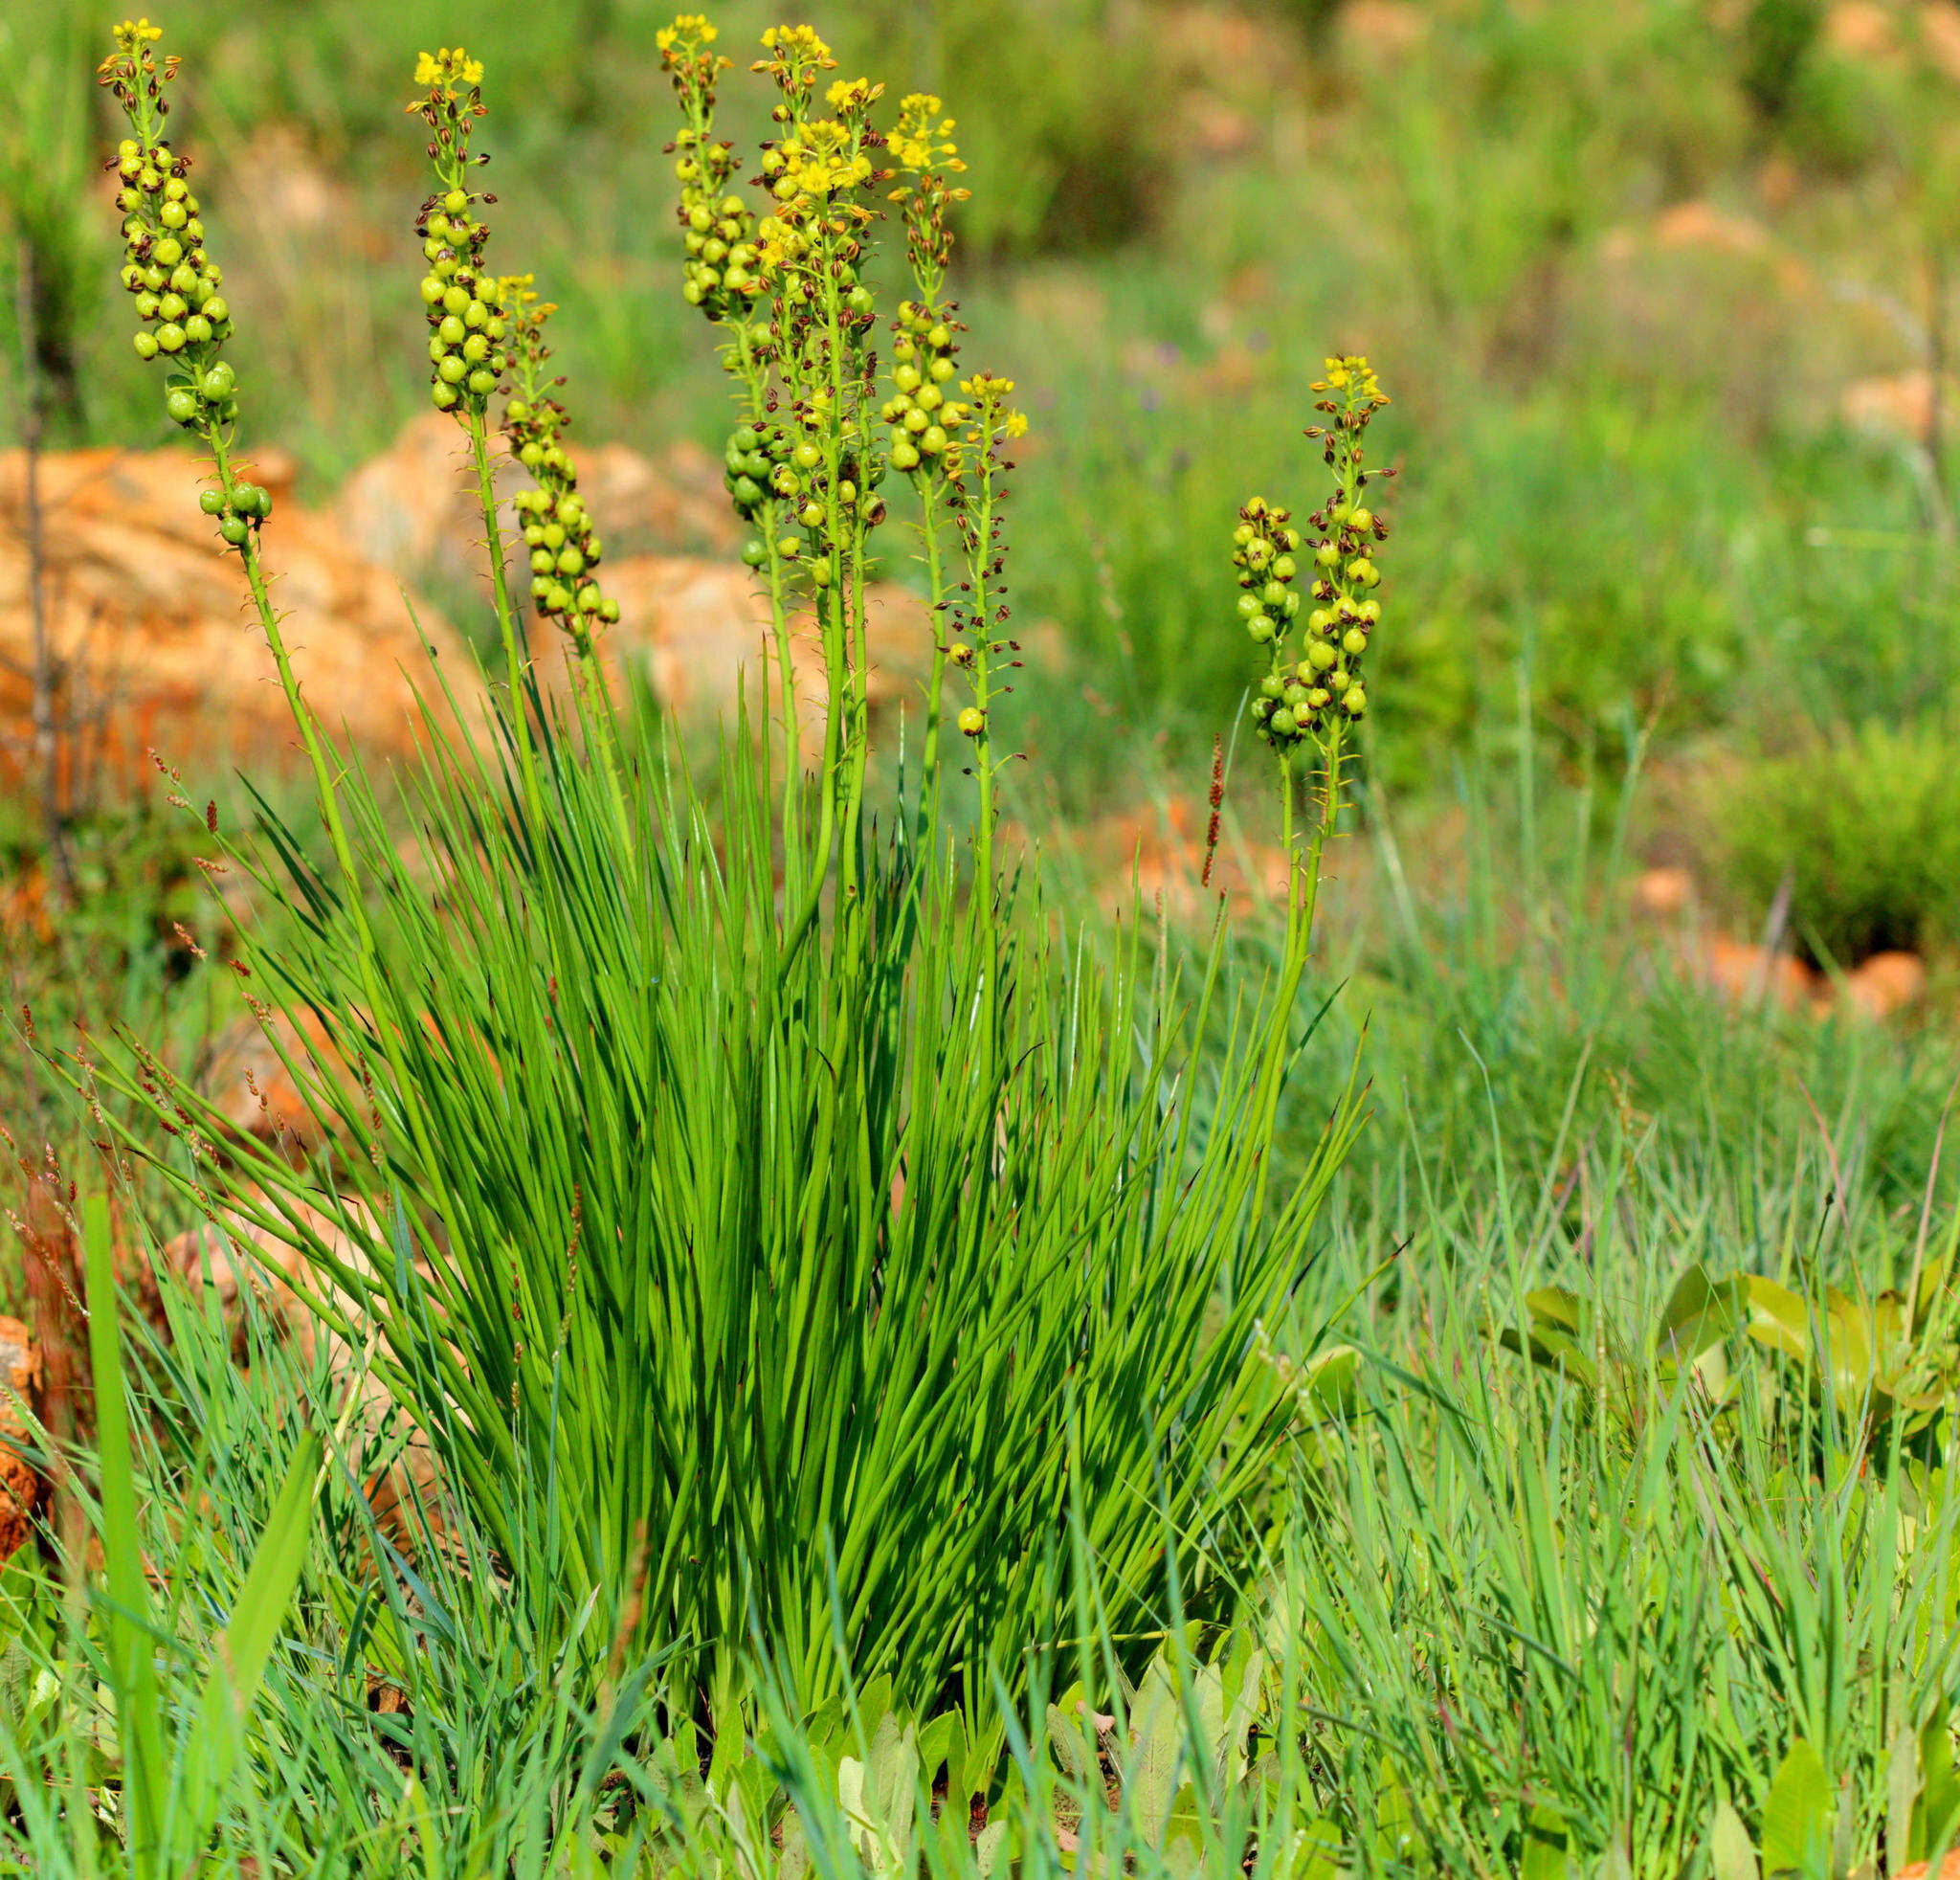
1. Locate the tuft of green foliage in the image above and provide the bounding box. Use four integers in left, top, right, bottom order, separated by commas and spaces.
1719, 718, 1960, 965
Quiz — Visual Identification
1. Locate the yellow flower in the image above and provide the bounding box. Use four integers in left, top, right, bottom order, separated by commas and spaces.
656, 12, 717, 51
113, 17, 163, 44
890, 94, 962, 173
825, 76, 880, 114
759, 23, 833, 63
413, 46, 484, 90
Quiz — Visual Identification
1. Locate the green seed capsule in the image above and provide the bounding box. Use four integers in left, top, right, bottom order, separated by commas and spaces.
1345, 688, 1367, 716
531, 548, 556, 575
438, 355, 467, 384
464, 299, 488, 329
219, 516, 251, 547
466, 369, 497, 396
463, 333, 489, 363
154, 237, 183, 268
1342, 628, 1369, 658
156, 323, 187, 352
776, 535, 800, 559
1271, 707, 1297, 735
741, 539, 768, 568
442, 285, 470, 316
799, 502, 825, 528
160, 200, 188, 230
891, 440, 920, 470
1307, 639, 1337, 671
556, 548, 586, 576
202, 296, 229, 325
793, 441, 821, 470
159, 292, 188, 323
199, 487, 225, 515
1249, 615, 1275, 643
428, 336, 449, 364
133, 330, 160, 360
432, 381, 460, 410
184, 314, 212, 344
439, 314, 466, 344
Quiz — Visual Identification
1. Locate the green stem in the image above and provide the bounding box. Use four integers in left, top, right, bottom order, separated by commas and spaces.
914, 477, 952, 849
1249, 723, 1344, 1231
212, 432, 459, 1241
465, 406, 546, 832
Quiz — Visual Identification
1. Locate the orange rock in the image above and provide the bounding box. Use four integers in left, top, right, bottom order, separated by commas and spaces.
1826, 0, 1900, 58
0, 447, 479, 794
589, 555, 935, 759
1652, 200, 1771, 257
201, 1007, 359, 1167
331, 413, 741, 603
0, 1316, 39, 1562
1632, 866, 1695, 919
1841, 369, 1949, 442
1890, 1855, 1960, 1880
1840, 949, 1927, 1019
1922, 0, 1960, 80
1691, 936, 1819, 1013
1341, 0, 1428, 56
1064, 796, 1291, 926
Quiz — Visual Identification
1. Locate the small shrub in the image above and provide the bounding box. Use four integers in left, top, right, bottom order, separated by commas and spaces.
1718, 719, 1960, 964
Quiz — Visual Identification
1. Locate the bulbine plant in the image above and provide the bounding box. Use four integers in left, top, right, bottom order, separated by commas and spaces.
78, 10, 1387, 1777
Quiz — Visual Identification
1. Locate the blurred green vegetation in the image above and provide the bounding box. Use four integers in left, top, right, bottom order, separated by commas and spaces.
5, 0, 1960, 1018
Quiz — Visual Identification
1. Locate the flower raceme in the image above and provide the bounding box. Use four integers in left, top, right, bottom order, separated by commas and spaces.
405, 50, 513, 418
501, 278, 619, 647
99, 18, 266, 548
1239, 355, 1392, 755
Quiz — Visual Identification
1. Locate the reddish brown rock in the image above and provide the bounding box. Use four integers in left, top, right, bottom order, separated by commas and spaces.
331, 413, 741, 605
1690, 936, 1819, 1014
200, 1006, 360, 1167
1840, 950, 1927, 1020
1632, 866, 1695, 919
1055, 795, 1292, 927
590, 555, 937, 758
1841, 369, 1951, 443
1923, 0, 1960, 79
0, 447, 479, 794
1890, 1856, 1960, 1880
0, 1316, 41, 1562
1826, 0, 1899, 58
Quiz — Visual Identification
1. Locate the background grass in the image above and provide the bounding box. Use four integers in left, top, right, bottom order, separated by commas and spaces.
5, 0, 1960, 1870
